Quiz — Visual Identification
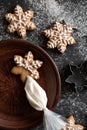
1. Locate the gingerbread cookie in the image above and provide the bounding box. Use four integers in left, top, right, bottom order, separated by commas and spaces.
63, 115, 84, 130
43, 21, 76, 53
5, 5, 37, 38
11, 51, 43, 82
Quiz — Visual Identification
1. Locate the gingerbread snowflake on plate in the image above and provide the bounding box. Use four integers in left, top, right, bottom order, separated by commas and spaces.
43, 21, 76, 53
63, 115, 84, 130
5, 5, 37, 38
11, 51, 43, 82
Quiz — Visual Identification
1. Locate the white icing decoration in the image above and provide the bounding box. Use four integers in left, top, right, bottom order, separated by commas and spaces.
14, 51, 43, 79
44, 21, 75, 53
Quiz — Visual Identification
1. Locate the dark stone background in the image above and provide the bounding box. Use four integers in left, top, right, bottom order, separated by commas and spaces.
0, 0, 87, 129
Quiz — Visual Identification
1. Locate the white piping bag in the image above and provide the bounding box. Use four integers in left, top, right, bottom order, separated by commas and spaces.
24, 76, 67, 130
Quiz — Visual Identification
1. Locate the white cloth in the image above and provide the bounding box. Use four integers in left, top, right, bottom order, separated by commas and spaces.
24, 76, 48, 111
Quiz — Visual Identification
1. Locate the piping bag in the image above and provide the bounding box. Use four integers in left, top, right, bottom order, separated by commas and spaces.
24, 76, 67, 130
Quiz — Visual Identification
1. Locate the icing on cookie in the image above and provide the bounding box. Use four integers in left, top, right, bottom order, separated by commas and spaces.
43, 21, 76, 53
5, 5, 37, 38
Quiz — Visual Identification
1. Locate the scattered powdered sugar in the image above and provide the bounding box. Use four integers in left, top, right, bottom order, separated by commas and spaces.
0, 0, 87, 129
45, 0, 87, 37
0, 4, 13, 40
25, 0, 87, 70
56, 91, 87, 125
77, 36, 87, 61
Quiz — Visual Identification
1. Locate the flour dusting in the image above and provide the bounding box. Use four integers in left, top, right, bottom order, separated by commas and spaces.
46, 0, 87, 37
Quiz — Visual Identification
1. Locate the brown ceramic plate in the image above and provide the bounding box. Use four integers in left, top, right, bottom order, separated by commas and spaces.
0, 39, 61, 129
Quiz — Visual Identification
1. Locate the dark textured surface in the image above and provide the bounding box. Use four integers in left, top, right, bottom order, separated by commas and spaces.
0, 0, 87, 129
66, 62, 87, 93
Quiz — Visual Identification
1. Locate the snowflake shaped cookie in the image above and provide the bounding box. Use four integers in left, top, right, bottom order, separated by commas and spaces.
11, 51, 43, 82
66, 61, 87, 93
43, 21, 76, 53
5, 5, 37, 38
63, 115, 84, 130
